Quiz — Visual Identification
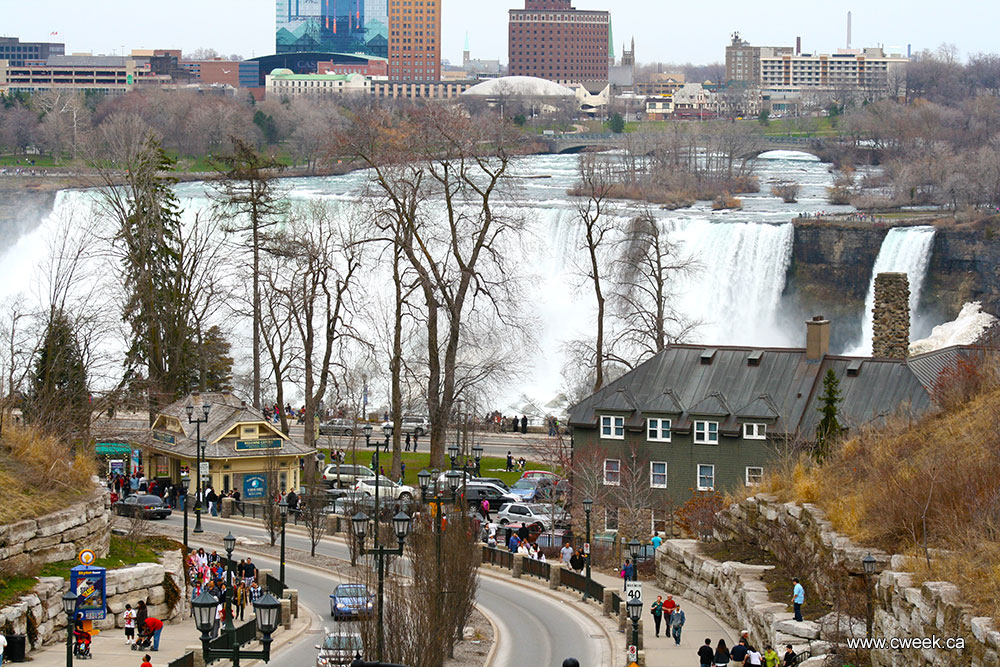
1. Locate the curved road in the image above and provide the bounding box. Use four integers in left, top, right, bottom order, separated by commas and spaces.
167, 513, 609, 666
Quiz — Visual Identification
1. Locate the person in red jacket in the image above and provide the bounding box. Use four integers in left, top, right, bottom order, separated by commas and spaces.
142, 617, 163, 651
140, 654, 153, 667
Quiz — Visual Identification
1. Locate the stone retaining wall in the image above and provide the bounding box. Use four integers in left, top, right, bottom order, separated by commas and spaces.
656, 494, 1000, 666
0, 549, 188, 658
0, 488, 111, 571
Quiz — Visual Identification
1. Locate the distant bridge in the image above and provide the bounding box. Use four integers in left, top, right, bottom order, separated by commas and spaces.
547, 133, 833, 158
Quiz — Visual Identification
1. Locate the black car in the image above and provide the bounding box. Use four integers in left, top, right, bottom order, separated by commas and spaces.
115, 494, 172, 519
460, 483, 518, 511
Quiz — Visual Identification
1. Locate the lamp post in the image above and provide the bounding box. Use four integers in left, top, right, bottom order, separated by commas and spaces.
626, 597, 642, 656
182, 489, 189, 550
353, 509, 412, 663
863, 553, 876, 639
582, 498, 593, 602
186, 402, 211, 534
222, 532, 237, 635
62, 590, 76, 667
448, 443, 483, 480
418, 469, 461, 623
278, 498, 288, 587
627, 537, 642, 574
192, 586, 281, 667
363, 423, 373, 449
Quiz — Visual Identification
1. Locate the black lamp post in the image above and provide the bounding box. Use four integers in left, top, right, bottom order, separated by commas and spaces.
183, 488, 189, 550
627, 537, 642, 573
582, 497, 593, 602
353, 509, 412, 663
186, 402, 211, 534
863, 553, 876, 639
193, 586, 281, 667
278, 498, 289, 586
363, 423, 373, 449
62, 590, 76, 667
626, 597, 642, 654
418, 468, 461, 623
448, 443, 483, 480
222, 531, 238, 634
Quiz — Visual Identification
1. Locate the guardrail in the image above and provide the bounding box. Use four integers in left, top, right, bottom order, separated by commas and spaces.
167, 653, 195, 667
481, 546, 513, 569
521, 556, 550, 581
559, 567, 587, 592
266, 573, 286, 599
207, 619, 258, 652
611, 591, 622, 615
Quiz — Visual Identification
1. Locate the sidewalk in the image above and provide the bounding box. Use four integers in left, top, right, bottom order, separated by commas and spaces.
589, 569, 739, 666
25, 611, 309, 667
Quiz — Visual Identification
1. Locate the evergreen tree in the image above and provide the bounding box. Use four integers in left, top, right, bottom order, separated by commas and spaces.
815, 368, 844, 463
199, 325, 234, 392
608, 112, 626, 134
28, 310, 89, 438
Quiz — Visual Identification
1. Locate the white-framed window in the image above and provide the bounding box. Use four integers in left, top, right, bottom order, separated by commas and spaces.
600, 415, 625, 439
652, 509, 670, 534
697, 464, 715, 491
745, 466, 764, 486
605, 507, 619, 531
650, 461, 667, 488
647, 418, 671, 442
603, 459, 621, 486
743, 423, 767, 440
694, 421, 719, 444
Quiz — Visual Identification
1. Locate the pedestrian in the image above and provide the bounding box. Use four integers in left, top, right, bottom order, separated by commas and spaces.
651, 531, 662, 549
0, 631, 7, 666
698, 638, 715, 667
663, 593, 677, 615
792, 578, 804, 622
136, 600, 148, 631
400, 462, 406, 485
730, 638, 748, 665
762, 645, 779, 667
140, 654, 153, 667
124, 603, 136, 645
405, 432, 411, 452
481, 498, 491, 522
782, 644, 797, 666
285, 489, 299, 512
560, 541, 573, 566
508, 532, 521, 553
235, 582, 248, 621
570, 548, 585, 573
621, 559, 634, 589
371, 451, 377, 471
670, 603, 685, 646
714, 639, 731, 667
520, 415, 527, 433
142, 617, 163, 651
746, 644, 763, 666
649, 595, 664, 637
506, 451, 513, 472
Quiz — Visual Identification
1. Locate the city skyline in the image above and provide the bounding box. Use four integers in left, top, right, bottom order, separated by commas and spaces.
3, 0, 999, 68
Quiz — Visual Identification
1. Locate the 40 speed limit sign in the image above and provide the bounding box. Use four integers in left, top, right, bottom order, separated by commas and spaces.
624, 581, 643, 603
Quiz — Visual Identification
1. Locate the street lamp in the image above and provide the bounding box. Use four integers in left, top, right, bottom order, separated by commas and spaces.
354, 509, 412, 663
62, 590, 76, 667
186, 401, 211, 534
449, 443, 482, 480
627, 537, 642, 568
382, 423, 391, 454
863, 553, 877, 639
626, 596, 642, 655
582, 498, 593, 602
193, 534, 281, 667
419, 468, 459, 637
363, 423, 373, 448
278, 498, 288, 586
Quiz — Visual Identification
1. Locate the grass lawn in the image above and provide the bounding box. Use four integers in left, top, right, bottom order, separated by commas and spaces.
0, 153, 61, 167
315, 448, 555, 488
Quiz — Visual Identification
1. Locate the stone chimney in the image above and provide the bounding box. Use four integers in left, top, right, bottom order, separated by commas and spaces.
806, 316, 830, 363
872, 272, 910, 359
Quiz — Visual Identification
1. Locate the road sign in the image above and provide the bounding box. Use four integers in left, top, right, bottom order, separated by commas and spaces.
199, 461, 210, 477
583, 542, 590, 555
627, 645, 637, 662
625, 581, 643, 604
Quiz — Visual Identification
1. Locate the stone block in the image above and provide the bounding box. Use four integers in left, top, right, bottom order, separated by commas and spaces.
284, 589, 299, 618
280, 598, 291, 630
24, 534, 63, 552
221, 498, 234, 518
0, 519, 38, 547
34, 542, 78, 563
512, 554, 523, 579
602, 589, 613, 616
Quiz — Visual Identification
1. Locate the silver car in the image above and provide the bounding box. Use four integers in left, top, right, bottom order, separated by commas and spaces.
381, 416, 430, 437
496, 502, 570, 530
315, 629, 364, 665
319, 419, 359, 436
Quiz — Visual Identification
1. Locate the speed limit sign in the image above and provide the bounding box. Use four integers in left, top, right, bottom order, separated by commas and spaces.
625, 581, 643, 604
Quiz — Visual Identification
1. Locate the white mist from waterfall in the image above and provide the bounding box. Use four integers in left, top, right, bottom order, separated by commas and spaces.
853, 226, 937, 356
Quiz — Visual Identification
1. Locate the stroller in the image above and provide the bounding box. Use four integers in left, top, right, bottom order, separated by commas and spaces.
73, 628, 93, 660
131, 626, 154, 651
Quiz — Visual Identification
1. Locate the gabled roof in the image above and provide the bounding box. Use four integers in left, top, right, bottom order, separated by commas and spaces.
687, 391, 731, 417
736, 394, 781, 419
643, 389, 685, 414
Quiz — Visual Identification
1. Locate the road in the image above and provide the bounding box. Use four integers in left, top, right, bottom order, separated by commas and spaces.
304, 427, 563, 461
166, 513, 610, 666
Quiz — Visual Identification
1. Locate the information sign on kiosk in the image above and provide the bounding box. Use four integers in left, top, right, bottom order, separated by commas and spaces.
70, 560, 107, 621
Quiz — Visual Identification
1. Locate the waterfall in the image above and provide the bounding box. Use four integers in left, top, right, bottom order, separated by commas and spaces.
854, 226, 937, 355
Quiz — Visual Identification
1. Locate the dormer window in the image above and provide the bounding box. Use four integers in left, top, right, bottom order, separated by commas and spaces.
647, 418, 671, 442
743, 423, 766, 440
694, 420, 719, 444
600, 415, 624, 440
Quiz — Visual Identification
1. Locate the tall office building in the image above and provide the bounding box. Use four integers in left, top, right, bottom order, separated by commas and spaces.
387, 0, 441, 82
508, 0, 610, 83
276, 0, 389, 58
0, 37, 65, 67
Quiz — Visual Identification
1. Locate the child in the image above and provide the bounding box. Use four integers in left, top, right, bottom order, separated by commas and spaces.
124, 603, 136, 645
140, 654, 153, 667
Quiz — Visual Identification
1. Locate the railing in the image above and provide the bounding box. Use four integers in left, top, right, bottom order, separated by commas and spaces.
521, 556, 550, 581
481, 546, 513, 570
559, 567, 587, 594
167, 652, 195, 667
586, 577, 604, 602
611, 592, 622, 615
266, 573, 286, 599
207, 619, 259, 652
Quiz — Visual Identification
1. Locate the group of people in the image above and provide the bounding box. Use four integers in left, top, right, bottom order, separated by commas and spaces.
487, 413, 529, 434
107, 471, 247, 515
698, 632, 800, 666
650, 595, 686, 645
185, 548, 265, 638
504, 452, 527, 472
119, 600, 163, 652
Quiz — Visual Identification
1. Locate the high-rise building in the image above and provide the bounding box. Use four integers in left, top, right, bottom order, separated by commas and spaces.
276, 0, 389, 59
387, 0, 441, 82
0, 37, 65, 67
725, 33, 792, 84
508, 0, 610, 84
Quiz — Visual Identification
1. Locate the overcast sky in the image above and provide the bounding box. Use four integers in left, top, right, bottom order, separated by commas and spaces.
3, 0, 997, 65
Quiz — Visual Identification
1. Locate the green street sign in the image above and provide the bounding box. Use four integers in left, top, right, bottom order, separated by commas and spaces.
235, 438, 282, 451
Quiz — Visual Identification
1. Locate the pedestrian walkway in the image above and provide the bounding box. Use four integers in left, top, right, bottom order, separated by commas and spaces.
588, 568, 738, 667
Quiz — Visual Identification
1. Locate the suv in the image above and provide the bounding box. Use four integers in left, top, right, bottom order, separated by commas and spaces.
355, 478, 416, 501
381, 416, 430, 437
496, 502, 570, 530
319, 419, 358, 436
460, 482, 518, 511
321, 464, 376, 489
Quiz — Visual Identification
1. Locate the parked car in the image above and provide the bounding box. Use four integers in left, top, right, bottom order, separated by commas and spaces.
381, 416, 430, 437
496, 503, 570, 530
520, 470, 560, 481
508, 477, 555, 502
460, 482, 519, 511
315, 630, 364, 666
319, 419, 359, 437
115, 494, 172, 520
322, 464, 376, 489
431, 471, 510, 492
330, 584, 374, 620
354, 478, 415, 501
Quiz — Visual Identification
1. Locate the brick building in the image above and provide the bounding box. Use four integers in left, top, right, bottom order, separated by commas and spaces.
317, 56, 388, 77
388, 0, 441, 81
508, 0, 610, 84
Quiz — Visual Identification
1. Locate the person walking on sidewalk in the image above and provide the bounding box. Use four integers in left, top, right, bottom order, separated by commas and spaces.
621, 559, 634, 589
649, 595, 664, 637
669, 603, 685, 646
124, 603, 136, 644
698, 638, 715, 667
713, 639, 731, 667
792, 578, 805, 622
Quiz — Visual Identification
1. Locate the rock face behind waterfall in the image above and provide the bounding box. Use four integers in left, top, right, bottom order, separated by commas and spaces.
0, 187, 57, 250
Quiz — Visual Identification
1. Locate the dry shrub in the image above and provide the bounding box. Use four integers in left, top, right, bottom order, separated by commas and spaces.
675, 492, 724, 540
711, 193, 742, 210
0, 426, 97, 523
771, 181, 800, 203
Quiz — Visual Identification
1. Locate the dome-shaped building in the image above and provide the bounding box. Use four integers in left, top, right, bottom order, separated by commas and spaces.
461, 76, 576, 99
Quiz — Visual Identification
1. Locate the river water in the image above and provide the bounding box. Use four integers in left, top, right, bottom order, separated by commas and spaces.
1, 150, 930, 410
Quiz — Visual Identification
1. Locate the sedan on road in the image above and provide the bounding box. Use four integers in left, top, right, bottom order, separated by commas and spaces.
315, 630, 364, 666
330, 584, 374, 620
114, 494, 172, 519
